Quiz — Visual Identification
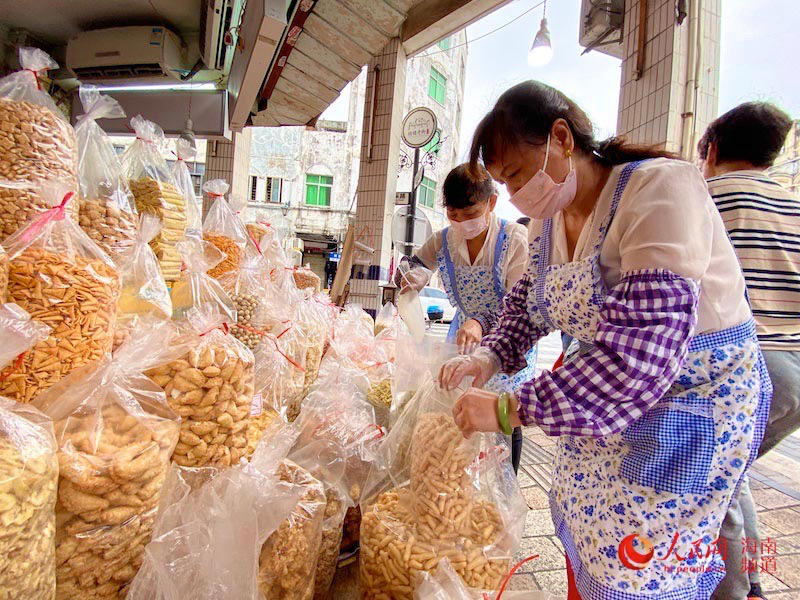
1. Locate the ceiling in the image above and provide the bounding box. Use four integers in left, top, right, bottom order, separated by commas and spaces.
0, 0, 202, 47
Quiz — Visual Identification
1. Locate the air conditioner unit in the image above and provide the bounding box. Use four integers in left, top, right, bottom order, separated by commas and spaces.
200, 0, 245, 73
578, 0, 624, 59
227, 0, 286, 131
66, 26, 187, 83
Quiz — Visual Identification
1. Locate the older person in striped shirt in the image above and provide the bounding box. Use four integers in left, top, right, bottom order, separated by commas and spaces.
698, 101, 798, 600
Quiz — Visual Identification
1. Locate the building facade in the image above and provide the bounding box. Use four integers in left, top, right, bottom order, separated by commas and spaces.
244, 31, 467, 287
769, 119, 800, 194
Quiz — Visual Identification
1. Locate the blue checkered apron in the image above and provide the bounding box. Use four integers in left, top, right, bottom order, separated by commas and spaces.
530, 161, 771, 599
437, 220, 536, 394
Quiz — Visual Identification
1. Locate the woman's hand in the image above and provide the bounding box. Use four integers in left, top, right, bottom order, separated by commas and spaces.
452, 388, 521, 438
456, 319, 483, 355
439, 349, 500, 391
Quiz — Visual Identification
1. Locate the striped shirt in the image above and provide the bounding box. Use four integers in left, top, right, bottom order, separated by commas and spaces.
707, 170, 800, 350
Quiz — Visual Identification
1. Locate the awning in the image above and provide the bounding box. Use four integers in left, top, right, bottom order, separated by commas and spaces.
297, 232, 338, 252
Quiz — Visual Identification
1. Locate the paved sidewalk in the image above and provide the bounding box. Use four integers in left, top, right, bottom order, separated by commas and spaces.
508, 429, 800, 597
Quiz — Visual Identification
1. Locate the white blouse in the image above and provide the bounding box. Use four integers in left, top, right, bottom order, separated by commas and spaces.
535, 158, 751, 334
415, 213, 530, 292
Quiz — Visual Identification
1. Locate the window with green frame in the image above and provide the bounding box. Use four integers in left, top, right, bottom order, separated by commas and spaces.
428, 67, 446, 104
423, 129, 441, 155
305, 174, 333, 206
437, 37, 451, 51
417, 176, 436, 208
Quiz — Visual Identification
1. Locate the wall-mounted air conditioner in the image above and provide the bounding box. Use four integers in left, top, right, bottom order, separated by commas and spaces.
579, 0, 625, 59
200, 0, 246, 73
227, 0, 287, 131
66, 26, 188, 83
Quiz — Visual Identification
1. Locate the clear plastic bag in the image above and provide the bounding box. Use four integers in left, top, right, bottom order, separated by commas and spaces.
414, 558, 555, 600
295, 288, 330, 400
122, 115, 185, 282
75, 85, 138, 258
360, 373, 527, 599
32, 320, 191, 600
169, 237, 236, 324
219, 258, 274, 351
293, 265, 321, 292
114, 213, 173, 351
258, 458, 326, 600
170, 139, 201, 237
0, 47, 79, 238
0, 302, 50, 369
253, 321, 307, 422
202, 179, 249, 279
0, 396, 59, 599
0, 183, 120, 403
0, 244, 8, 298
126, 421, 302, 600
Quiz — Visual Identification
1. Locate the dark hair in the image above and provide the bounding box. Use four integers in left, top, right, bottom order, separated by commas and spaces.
697, 102, 792, 167
469, 81, 674, 175
516, 217, 531, 226
442, 163, 496, 210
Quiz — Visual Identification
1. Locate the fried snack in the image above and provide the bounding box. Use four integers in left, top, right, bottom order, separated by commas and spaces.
0, 245, 7, 299
313, 486, 347, 600
146, 339, 254, 468
258, 461, 326, 600
360, 413, 509, 599
204, 233, 242, 279
54, 403, 178, 600
245, 402, 279, 458
0, 405, 58, 600
0, 98, 78, 237
293, 267, 321, 293
129, 177, 185, 282
78, 196, 137, 258
367, 379, 392, 410
0, 247, 119, 402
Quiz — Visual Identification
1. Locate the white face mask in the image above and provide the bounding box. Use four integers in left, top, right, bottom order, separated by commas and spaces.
449, 206, 490, 240
508, 134, 577, 219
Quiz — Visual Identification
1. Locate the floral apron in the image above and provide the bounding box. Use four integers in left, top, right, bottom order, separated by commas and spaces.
527, 161, 771, 599
437, 220, 536, 393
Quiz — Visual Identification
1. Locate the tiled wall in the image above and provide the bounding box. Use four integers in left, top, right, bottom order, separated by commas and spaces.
617, 0, 720, 158
203, 129, 253, 204
348, 38, 408, 314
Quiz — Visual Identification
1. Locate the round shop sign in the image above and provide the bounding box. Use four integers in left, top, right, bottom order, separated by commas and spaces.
401, 107, 438, 148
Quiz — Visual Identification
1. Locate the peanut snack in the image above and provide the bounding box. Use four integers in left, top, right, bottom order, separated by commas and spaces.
360, 413, 510, 599
146, 334, 254, 468
0, 401, 58, 600
53, 403, 178, 600
0, 247, 119, 403
258, 461, 326, 600
0, 98, 78, 237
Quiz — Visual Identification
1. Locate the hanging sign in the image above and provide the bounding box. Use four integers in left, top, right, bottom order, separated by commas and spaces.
401, 107, 437, 148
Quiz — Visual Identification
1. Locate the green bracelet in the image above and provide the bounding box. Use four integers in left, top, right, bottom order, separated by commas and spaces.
497, 392, 513, 436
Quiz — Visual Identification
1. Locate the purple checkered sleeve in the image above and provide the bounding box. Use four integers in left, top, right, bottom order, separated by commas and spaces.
471, 312, 493, 335
482, 274, 549, 372
519, 269, 699, 437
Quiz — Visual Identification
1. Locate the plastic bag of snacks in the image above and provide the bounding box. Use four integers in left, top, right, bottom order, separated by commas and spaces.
292, 288, 328, 400
122, 115, 186, 282
414, 557, 553, 600
170, 138, 202, 238
33, 320, 191, 600
0, 47, 78, 238
113, 213, 173, 350
127, 421, 301, 600
202, 179, 249, 279
148, 241, 253, 468
258, 457, 326, 600
0, 184, 120, 403
0, 302, 50, 369
0, 397, 58, 599
360, 373, 527, 599
245, 392, 280, 459
290, 436, 350, 599
169, 237, 236, 323
219, 258, 273, 351
74, 85, 138, 258
252, 320, 307, 422
292, 265, 321, 292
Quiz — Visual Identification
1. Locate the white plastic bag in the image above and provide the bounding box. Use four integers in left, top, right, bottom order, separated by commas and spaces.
170, 139, 201, 237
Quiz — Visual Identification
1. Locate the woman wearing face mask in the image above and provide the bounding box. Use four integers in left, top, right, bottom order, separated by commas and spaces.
440, 81, 771, 600
398, 162, 536, 388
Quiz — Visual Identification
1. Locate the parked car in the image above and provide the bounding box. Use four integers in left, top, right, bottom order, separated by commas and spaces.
419, 287, 456, 323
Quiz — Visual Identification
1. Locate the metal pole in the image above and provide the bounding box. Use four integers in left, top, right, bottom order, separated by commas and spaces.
405, 146, 420, 256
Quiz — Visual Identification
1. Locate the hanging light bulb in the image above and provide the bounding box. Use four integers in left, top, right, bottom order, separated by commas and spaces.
528, 0, 553, 67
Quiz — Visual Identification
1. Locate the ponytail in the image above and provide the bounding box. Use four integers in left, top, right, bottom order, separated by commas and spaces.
594, 136, 677, 165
